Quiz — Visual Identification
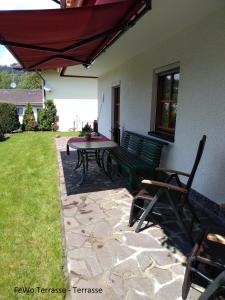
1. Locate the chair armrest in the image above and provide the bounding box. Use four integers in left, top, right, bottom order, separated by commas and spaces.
155, 167, 190, 177
220, 203, 225, 210
207, 233, 225, 245
141, 179, 188, 193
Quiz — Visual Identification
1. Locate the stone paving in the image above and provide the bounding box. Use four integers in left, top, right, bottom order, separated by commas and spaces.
55, 137, 202, 300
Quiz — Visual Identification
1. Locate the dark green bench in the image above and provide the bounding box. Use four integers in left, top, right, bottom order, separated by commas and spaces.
110, 130, 168, 189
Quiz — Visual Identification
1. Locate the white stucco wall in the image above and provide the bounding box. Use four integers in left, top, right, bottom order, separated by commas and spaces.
42, 71, 98, 131
98, 9, 225, 204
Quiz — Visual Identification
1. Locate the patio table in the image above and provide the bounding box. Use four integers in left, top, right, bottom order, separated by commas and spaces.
67, 136, 118, 185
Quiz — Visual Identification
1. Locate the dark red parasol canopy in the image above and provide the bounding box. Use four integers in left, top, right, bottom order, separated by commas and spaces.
0, 0, 151, 70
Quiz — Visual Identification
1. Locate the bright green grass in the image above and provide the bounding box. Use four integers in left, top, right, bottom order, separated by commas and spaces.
0, 132, 78, 300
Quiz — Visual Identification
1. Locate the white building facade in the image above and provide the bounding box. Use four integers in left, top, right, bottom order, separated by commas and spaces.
91, 0, 225, 205
40, 0, 225, 208
42, 70, 98, 132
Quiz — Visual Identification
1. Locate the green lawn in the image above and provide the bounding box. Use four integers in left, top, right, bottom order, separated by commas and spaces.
0, 132, 78, 299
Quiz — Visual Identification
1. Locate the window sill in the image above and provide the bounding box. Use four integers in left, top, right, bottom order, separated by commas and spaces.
148, 131, 174, 143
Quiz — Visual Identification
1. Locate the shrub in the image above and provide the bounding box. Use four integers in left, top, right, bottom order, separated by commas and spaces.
0, 103, 20, 133
0, 123, 4, 140
82, 123, 93, 132
37, 100, 57, 131
22, 103, 37, 131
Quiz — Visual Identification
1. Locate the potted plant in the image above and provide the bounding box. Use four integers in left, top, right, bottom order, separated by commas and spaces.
82, 123, 93, 139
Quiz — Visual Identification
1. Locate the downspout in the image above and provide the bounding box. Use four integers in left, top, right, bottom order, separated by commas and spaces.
35, 71, 46, 105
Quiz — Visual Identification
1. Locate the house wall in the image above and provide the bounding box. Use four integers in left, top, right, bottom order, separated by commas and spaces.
42, 71, 98, 131
17, 106, 42, 124
98, 9, 225, 204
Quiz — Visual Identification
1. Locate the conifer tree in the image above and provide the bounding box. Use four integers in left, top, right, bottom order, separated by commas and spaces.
22, 103, 37, 131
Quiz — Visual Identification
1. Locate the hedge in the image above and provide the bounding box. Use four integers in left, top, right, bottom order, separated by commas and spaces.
0, 103, 20, 133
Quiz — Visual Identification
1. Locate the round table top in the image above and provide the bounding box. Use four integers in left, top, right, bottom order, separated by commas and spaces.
68, 140, 118, 150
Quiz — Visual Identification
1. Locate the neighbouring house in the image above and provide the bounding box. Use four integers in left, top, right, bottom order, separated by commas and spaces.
0, 89, 43, 124
42, 69, 98, 131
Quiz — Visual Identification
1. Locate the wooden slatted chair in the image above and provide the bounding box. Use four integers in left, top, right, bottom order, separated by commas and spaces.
182, 227, 225, 299
129, 135, 207, 241
197, 270, 225, 300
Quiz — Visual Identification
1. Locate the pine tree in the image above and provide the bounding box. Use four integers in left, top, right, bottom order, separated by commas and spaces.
22, 103, 37, 131
38, 100, 57, 131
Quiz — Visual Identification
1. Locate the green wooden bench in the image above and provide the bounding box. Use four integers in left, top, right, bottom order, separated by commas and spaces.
110, 130, 168, 189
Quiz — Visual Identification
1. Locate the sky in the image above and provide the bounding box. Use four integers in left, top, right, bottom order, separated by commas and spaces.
0, 0, 59, 66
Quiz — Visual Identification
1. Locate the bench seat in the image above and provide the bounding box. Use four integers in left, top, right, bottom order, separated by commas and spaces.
110, 131, 168, 189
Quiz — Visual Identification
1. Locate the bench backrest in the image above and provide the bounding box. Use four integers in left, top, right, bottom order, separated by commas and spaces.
121, 131, 167, 167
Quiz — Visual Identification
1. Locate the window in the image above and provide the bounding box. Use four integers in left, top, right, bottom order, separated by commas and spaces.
155, 68, 180, 141
17, 107, 23, 115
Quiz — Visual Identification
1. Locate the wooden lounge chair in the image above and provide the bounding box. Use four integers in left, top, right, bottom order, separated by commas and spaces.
129, 135, 207, 241
182, 227, 225, 299
197, 270, 225, 299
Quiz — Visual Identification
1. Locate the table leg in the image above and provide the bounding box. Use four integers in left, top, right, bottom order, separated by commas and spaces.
77, 150, 89, 185
98, 149, 107, 176
95, 149, 102, 168
73, 150, 82, 170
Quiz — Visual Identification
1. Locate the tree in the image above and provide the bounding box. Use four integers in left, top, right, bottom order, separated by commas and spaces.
17, 72, 41, 89
0, 71, 11, 89
0, 103, 20, 133
38, 100, 57, 131
22, 103, 37, 131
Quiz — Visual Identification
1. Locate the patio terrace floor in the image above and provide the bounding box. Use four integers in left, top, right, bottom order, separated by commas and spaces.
56, 137, 207, 300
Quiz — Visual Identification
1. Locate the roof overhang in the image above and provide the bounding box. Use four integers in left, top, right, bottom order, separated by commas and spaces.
0, 0, 151, 70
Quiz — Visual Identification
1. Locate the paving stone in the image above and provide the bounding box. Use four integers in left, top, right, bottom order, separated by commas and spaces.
112, 258, 141, 279
113, 221, 135, 233
126, 290, 153, 300
107, 216, 123, 227
137, 252, 153, 272
106, 201, 124, 212
70, 276, 80, 287
125, 232, 162, 249
86, 254, 103, 277
150, 267, 173, 284
63, 217, 79, 230
68, 247, 95, 259
76, 204, 106, 225
66, 232, 87, 249
147, 249, 179, 266
94, 242, 117, 271
92, 221, 112, 238
63, 207, 78, 217
187, 287, 202, 300
155, 278, 183, 300
69, 259, 91, 278
125, 277, 156, 299
108, 273, 124, 297
170, 264, 185, 277
107, 238, 135, 261
149, 227, 165, 239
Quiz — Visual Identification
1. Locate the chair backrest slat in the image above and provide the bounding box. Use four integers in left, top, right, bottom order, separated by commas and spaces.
186, 135, 207, 191
121, 130, 167, 166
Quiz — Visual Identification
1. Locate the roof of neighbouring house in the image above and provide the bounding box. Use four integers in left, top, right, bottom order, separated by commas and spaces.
0, 89, 43, 106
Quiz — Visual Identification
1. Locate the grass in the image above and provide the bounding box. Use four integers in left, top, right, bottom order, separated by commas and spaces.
0, 132, 78, 299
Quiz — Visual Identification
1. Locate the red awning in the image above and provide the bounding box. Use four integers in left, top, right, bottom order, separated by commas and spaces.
0, 0, 151, 70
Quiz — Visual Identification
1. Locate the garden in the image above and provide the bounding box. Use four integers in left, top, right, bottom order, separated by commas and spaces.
0, 131, 79, 299
0, 101, 79, 299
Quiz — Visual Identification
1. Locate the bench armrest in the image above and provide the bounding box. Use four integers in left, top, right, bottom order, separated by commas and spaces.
207, 233, 225, 245
155, 167, 190, 177
141, 179, 188, 193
